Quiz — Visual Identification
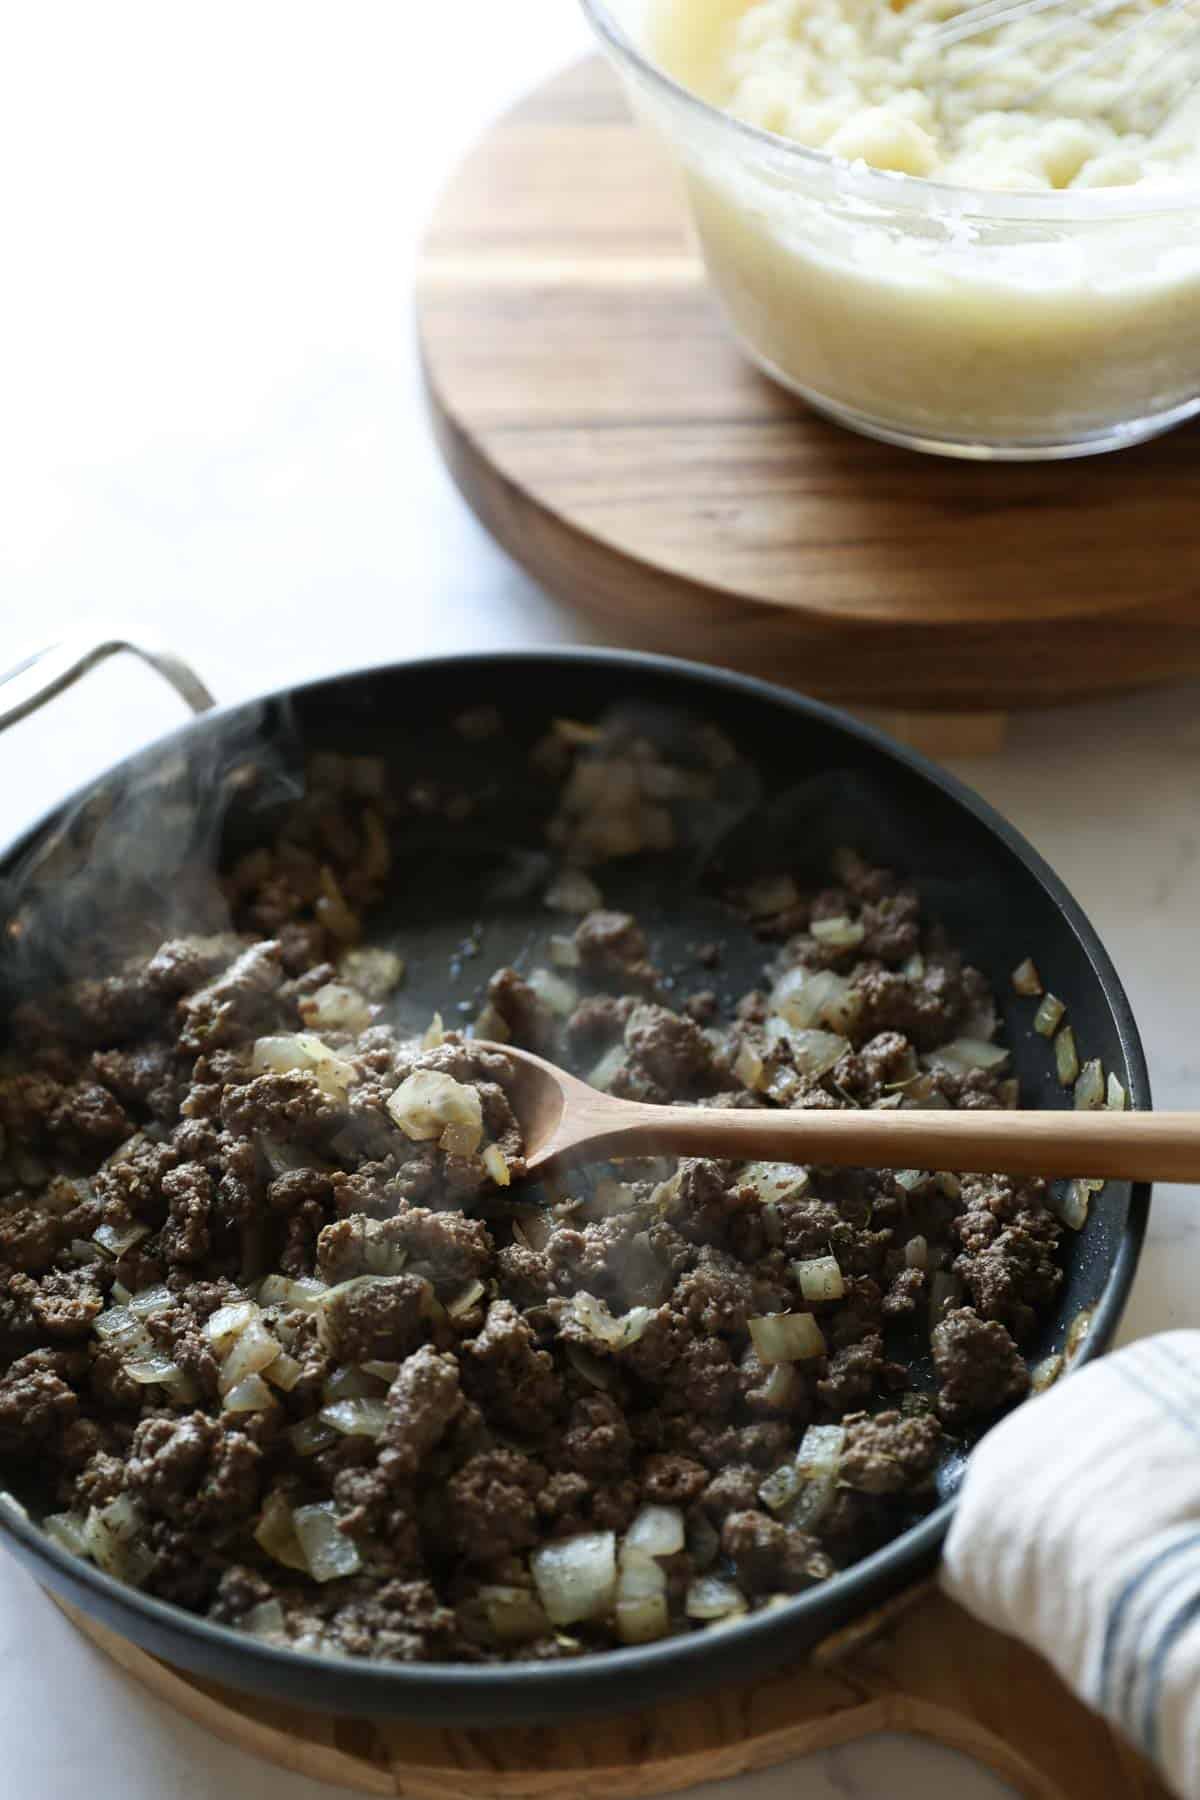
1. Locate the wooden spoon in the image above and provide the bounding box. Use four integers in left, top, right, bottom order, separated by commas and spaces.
479, 1042, 1193, 1183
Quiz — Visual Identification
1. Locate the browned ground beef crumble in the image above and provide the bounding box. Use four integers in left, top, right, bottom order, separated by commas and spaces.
0, 723, 1061, 1663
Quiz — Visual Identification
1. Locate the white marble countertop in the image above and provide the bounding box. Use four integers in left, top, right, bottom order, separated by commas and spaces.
1, 4, 1196, 1796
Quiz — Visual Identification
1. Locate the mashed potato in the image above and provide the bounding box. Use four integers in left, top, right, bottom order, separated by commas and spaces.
650, 0, 1200, 191
608, 0, 1200, 452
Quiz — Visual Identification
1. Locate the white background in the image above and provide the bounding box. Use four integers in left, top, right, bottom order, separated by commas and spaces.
1, 3, 1197, 1795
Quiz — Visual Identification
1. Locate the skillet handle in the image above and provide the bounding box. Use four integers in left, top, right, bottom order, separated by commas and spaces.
0, 632, 215, 732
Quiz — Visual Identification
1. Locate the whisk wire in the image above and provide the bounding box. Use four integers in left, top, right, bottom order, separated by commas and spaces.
919, 0, 1200, 124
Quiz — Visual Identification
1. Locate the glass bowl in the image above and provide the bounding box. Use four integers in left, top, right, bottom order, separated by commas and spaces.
579, 0, 1200, 460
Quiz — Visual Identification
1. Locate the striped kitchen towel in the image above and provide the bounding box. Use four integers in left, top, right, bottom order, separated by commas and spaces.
942, 1332, 1200, 1800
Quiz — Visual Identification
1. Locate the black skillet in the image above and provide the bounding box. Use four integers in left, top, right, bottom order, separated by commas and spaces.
0, 635, 1150, 1725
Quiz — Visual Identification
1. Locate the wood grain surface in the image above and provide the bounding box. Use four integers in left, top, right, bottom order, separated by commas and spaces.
416, 56, 1200, 716
56, 1586, 1172, 1800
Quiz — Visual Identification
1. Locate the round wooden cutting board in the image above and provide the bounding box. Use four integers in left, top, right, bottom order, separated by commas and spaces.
58, 1586, 1171, 1799
417, 57, 1200, 725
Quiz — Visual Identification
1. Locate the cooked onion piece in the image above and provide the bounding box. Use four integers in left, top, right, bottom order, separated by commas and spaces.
748, 1312, 826, 1364
531, 1531, 617, 1626
387, 1070, 483, 1156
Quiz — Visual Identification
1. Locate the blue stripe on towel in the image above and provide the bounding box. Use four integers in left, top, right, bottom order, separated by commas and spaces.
1141, 1577, 1200, 1759
1100, 1349, 1200, 1739
1099, 1530, 1200, 1724
1111, 1354, 1200, 1447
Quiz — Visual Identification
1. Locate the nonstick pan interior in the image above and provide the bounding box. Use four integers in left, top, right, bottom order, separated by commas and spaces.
0, 649, 1150, 1724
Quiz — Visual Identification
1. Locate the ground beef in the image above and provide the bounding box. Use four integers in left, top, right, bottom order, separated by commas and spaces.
839, 1410, 942, 1495
220, 1072, 340, 1141
932, 1307, 1031, 1428
460, 1300, 562, 1437
0, 737, 1071, 1667
447, 1449, 545, 1559
565, 995, 635, 1061
378, 1347, 463, 1483
720, 1512, 835, 1595
0, 1350, 79, 1454
318, 1273, 431, 1364
573, 910, 657, 988
485, 968, 557, 1053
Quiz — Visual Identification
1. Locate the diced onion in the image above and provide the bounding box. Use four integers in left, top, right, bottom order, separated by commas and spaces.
760, 1362, 801, 1409
125, 1351, 185, 1387
905, 1235, 929, 1270
1031, 1354, 1064, 1395
894, 1169, 927, 1193
337, 947, 405, 1001
903, 952, 925, 980
1074, 1059, 1105, 1111
792, 1256, 844, 1302
748, 1312, 826, 1364
128, 1284, 174, 1319
440, 1121, 480, 1157
361, 1359, 400, 1382
93, 1307, 145, 1348
83, 1495, 154, 1586
322, 1360, 382, 1400
293, 1501, 362, 1583
787, 1469, 839, 1533
480, 1585, 550, 1645
929, 1270, 962, 1329
616, 1591, 670, 1645
1055, 1026, 1080, 1087
1011, 958, 1043, 997
737, 1162, 810, 1203
786, 1426, 845, 1534
1034, 994, 1066, 1038
263, 1351, 304, 1392
622, 1505, 685, 1561
93, 1219, 149, 1257
587, 1044, 627, 1092
686, 1576, 746, 1621
531, 1531, 616, 1625
759, 1464, 802, 1514
769, 967, 855, 1034
387, 1070, 483, 1156
423, 1012, 446, 1049
544, 870, 603, 914
43, 1511, 90, 1556
204, 1301, 257, 1350
319, 1398, 390, 1439
255, 1490, 310, 1572
924, 1038, 1009, 1075
786, 1030, 851, 1079
223, 1373, 277, 1412
526, 967, 578, 1018
1107, 1073, 1128, 1112
243, 1599, 287, 1640
734, 1041, 766, 1092
548, 934, 582, 970
299, 983, 374, 1036
258, 1274, 328, 1310
288, 1415, 338, 1456
743, 875, 799, 917
252, 1032, 356, 1099
556, 1291, 655, 1351
447, 1278, 487, 1319
219, 1319, 282, 1394
797, 1424, 845, 1475
810, 915, 864, 950
1055, 1178, 1100, 1231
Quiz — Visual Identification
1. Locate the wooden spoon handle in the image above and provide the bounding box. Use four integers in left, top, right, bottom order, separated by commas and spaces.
563, 1105, 1189, 1181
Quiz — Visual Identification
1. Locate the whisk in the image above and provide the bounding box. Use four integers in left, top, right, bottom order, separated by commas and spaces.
915, 0, 1200, 126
